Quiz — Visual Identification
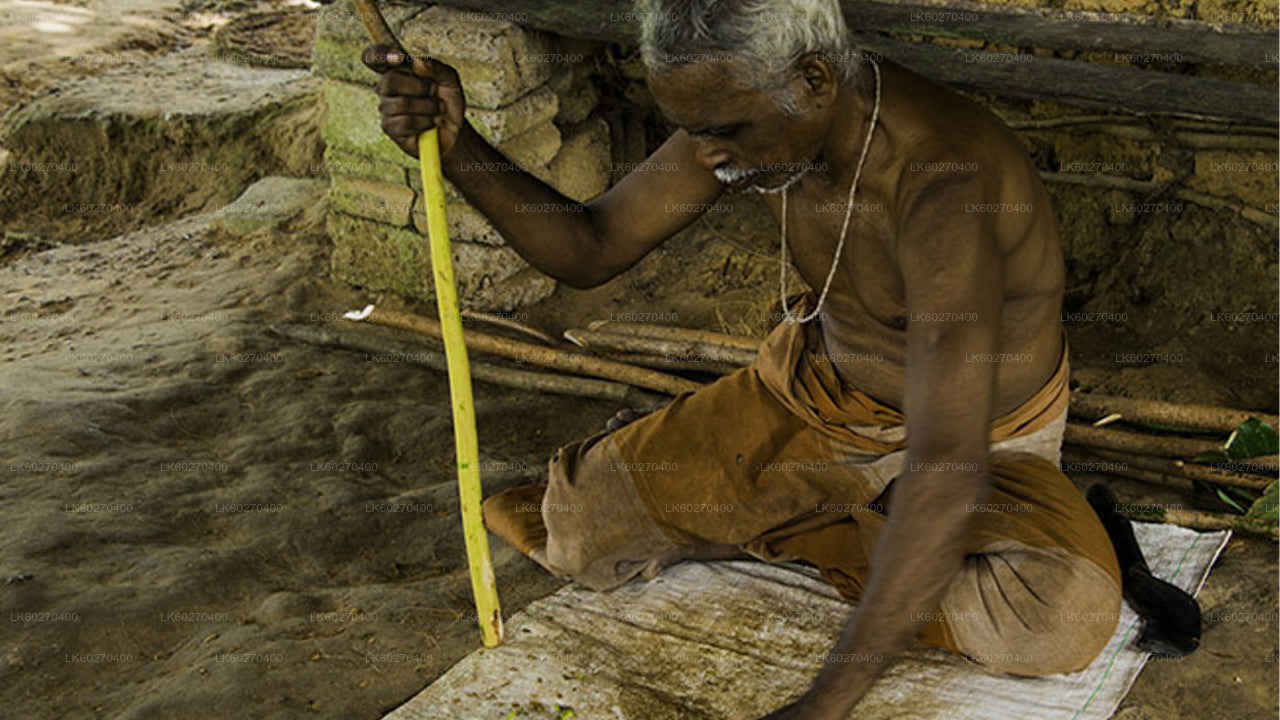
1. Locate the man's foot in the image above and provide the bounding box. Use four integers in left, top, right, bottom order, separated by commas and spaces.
605, 407, 653, 433
640, 542, 753, 579
481, 482, 559, 575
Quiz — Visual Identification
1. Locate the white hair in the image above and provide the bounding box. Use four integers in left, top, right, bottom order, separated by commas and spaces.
636, 0, 862, 115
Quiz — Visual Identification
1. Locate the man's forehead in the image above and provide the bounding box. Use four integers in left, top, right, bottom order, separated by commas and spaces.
648, 58, 759, 127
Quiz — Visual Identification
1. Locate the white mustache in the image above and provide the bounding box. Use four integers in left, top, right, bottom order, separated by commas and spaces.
715, 165, 808, 194
713, 165, 761, 186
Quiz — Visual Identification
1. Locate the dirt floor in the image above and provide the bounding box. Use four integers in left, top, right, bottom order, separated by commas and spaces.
0, 2, 1276, 720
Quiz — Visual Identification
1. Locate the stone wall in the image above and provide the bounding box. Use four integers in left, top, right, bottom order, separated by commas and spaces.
312, 1, 611, 311
311, 0, 1276, 405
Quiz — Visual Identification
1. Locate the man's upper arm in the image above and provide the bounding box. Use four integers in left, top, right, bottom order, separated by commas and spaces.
580, 130, 725, 286
896, 172, 1003, 472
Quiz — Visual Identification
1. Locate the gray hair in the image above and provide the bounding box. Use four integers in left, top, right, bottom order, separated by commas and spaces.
635, 0, 861, 115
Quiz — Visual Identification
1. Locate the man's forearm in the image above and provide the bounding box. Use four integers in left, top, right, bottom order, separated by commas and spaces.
441, 122, 604, 287
804, 471, 990, 714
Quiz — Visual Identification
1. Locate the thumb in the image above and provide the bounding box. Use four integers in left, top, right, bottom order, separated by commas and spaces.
361, 44, 408, 74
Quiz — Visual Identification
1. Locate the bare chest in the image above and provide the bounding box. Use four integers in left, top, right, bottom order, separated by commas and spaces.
760, 183, 905, 330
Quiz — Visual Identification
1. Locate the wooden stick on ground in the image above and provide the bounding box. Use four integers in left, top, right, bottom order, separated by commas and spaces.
1062, 449, 1197, 493
1203, 453, 1274, 476
565, 328, 758, 368
1071, 447, 1275, 491
1064, 422, 1223, 459
1040, 171, 1279, 228
460, 309, 556, 346
352, 306, 704, 397
1070, 391, 1279, 435
1069, 473, 1276, 538
270, 323, 651, 403
586, 319, 763, 352
1131, 507, 1277, 539
593, 350, 742, 377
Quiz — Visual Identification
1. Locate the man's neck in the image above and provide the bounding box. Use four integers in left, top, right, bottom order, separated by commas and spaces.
806, 60, 879, 196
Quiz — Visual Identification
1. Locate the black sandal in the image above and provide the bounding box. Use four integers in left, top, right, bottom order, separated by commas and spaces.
1087, 484, 1202, 656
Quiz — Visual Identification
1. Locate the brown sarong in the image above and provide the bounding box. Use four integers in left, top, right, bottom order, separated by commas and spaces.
523, 309, 1121, 676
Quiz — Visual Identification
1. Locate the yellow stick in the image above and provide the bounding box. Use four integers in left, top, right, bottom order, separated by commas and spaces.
418, 127, 503, 648
351, 0, 501, 648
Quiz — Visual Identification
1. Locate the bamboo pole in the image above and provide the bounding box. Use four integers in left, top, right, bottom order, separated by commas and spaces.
565, 328, 758, 367
418, 131, 501, 647
354, 306, 704, 397
1064, 422, 1223, 459
352, 0, 501, 648
1070, 391, 1280, 435
269, 323, 636, 402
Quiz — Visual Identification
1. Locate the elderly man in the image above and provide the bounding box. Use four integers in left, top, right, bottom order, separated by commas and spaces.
363, 1, 1137, 717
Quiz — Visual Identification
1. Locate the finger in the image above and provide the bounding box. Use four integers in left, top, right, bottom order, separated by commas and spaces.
379, 68, 434, 98
395, 136, 419, 158
361, 44, 407, 73
408, 56, 462, 89
379, 95, 438, 118
382, 114, 433, 136
382, 116, 433, 150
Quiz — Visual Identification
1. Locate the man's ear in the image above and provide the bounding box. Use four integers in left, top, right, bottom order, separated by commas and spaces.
795, 51, 839, 106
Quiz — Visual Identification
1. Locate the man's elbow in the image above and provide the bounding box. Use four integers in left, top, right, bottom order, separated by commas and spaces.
556, 264, 614, 290
556, 230, 620, 290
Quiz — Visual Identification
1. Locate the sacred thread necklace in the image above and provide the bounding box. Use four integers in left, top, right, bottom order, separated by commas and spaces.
779, 59, 882, 324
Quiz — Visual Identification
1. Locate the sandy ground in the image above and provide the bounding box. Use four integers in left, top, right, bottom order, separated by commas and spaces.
2, 184, 1275, 720
1, 2, 1276, 720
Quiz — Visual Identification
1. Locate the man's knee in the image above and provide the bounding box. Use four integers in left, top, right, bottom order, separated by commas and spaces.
541, 440, 677, 591
966, 593, 1119, 676
542, 507, 596, 580
944, 547, 1122, 676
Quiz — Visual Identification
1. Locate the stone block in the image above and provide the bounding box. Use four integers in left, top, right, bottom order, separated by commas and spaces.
402, 6, 556, 91
553, 77, 599, 125
328, 211, 554, 311
543, 115, 611, 202
313, 1, 548, 111
466, 85, 559, 145
215, 177, 327, 236
311, 0, 424, 86
545, 49, 600, 125
495, 121, 562, 170
317, 147, 408, 186
409, 172, 506, 246
330, 175, 415, 227
321, 79, 419, 171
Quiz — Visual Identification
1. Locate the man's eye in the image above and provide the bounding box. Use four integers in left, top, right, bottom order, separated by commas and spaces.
692, 125, 736, 139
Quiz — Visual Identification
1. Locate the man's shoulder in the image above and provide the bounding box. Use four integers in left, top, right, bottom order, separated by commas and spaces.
879, 59, 1033, 195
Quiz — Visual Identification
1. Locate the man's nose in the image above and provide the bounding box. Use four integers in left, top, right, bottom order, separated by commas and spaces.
693, 141, 732, 171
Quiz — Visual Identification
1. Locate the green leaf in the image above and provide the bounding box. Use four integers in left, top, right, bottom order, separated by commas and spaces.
1223, 418, 1279, 460
1245, 480, 1279, 527
1216, 487, 1249, 514
1192, 450, 1229, 464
